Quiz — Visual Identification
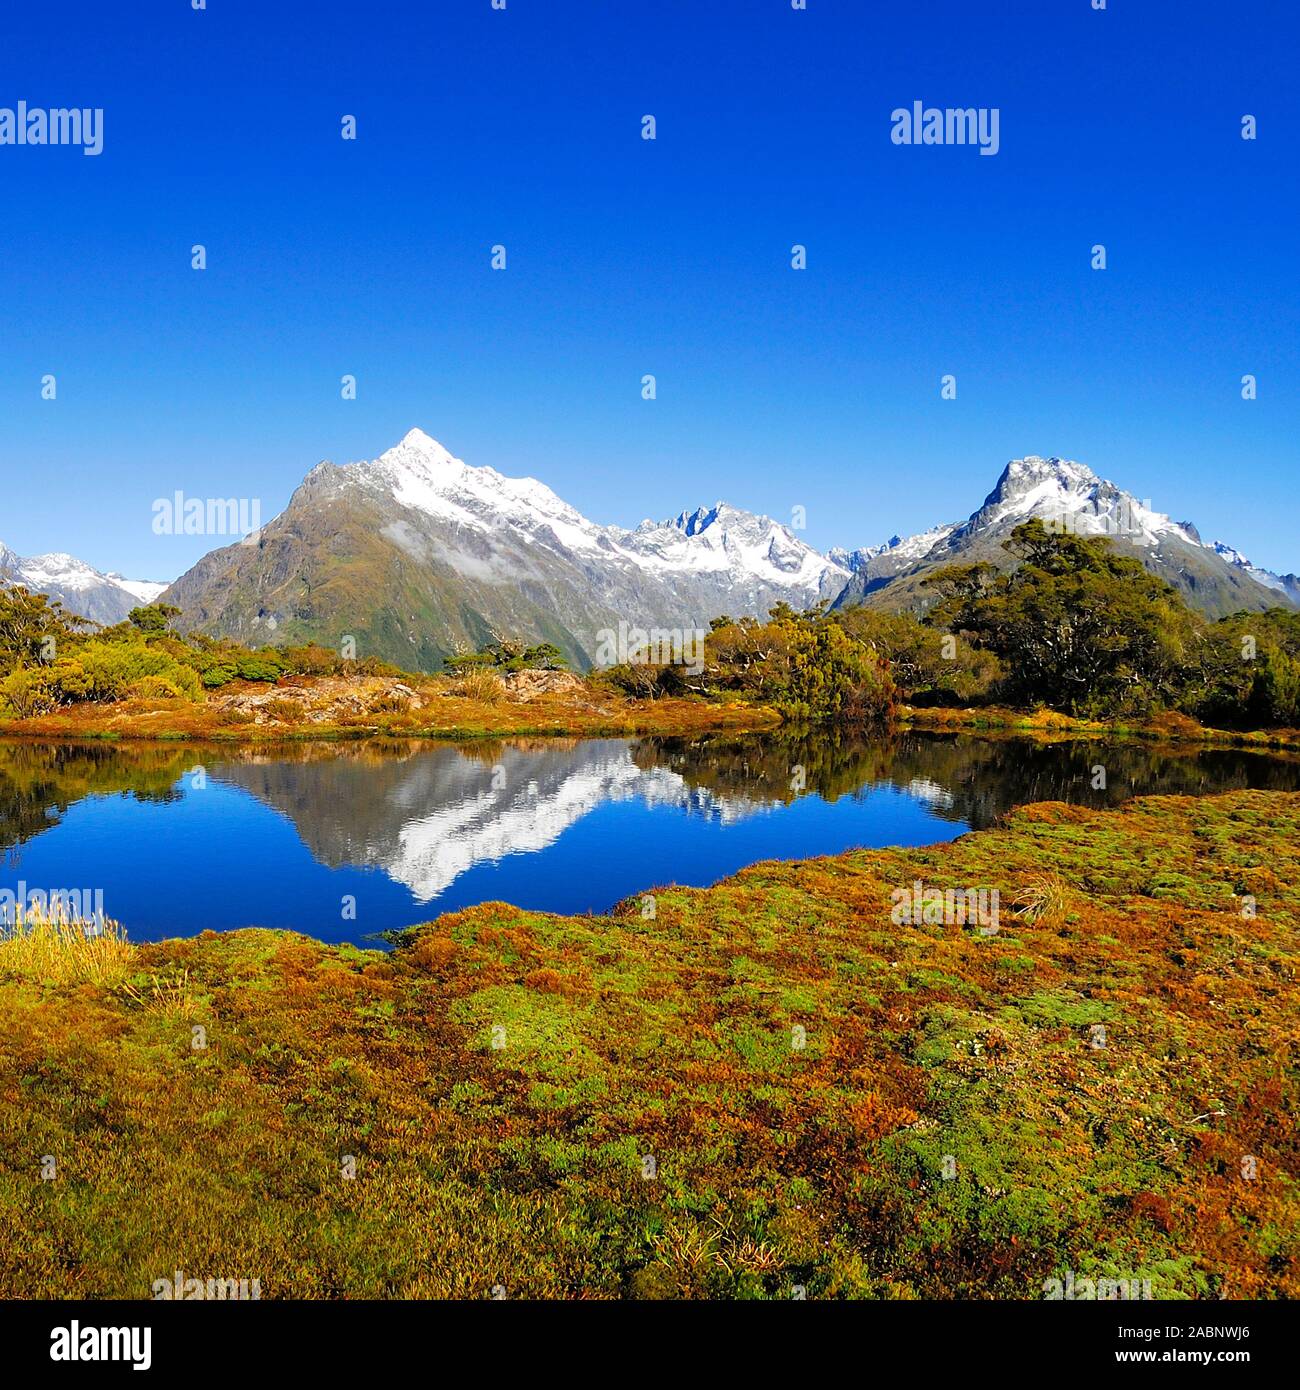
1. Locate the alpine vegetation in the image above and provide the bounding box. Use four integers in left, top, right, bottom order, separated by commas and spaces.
594, 621, 707, 676
890, 879, 1000, 934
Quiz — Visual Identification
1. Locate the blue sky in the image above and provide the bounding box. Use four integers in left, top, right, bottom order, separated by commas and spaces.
0, 0, 1296, 580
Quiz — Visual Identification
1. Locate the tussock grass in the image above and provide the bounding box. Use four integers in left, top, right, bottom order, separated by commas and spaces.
1013, 871, 1070, 927
0, 905, 133, 986
117, 967, 200, 1019
447, 669, 506, 704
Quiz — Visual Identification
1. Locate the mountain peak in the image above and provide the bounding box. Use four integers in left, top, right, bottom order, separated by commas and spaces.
383, 428, 460, 468
669, 502, 730, 536
992, 455, 1100, 498
0, 543, 169, 624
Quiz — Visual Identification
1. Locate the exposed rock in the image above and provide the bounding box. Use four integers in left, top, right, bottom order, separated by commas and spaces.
209, 676, 422, 725
502, 669, 586, 701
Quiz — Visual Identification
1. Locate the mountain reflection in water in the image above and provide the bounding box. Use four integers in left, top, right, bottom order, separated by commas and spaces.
0, 731, 1295, 943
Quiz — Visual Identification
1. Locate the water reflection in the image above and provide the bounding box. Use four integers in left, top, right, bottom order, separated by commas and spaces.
0, 731, 1294, 940
209, 738, 782, 902
634, 728, 1300, 829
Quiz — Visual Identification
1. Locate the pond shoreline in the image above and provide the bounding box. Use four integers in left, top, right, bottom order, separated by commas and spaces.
899, 703, 1300, 753
3, 689, 1298, 756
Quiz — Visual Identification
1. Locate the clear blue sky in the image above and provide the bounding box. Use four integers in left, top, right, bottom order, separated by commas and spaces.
1, 0, 1296, 580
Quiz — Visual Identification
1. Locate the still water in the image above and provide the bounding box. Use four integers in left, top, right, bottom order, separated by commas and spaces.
1, 731, 1295, 944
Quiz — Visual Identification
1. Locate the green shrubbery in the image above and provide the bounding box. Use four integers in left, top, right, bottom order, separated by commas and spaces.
914, 521, 1300, 725
596, 604, 896, 723
443, 639, 568, 674
0, 591, 364, 718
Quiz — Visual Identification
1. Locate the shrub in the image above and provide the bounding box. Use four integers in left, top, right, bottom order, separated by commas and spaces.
449, 669, 505, 704
702, 609, 895, 722
262, 698, 306, 724
593, 663, 682, 701
280, 643, 343, 676
199, 663, 238, 689
127, 674, 191, 702
444, 640, 568, 674
0, 666, 58, 717
56, 640, 202, 704
234, 654, 286, 683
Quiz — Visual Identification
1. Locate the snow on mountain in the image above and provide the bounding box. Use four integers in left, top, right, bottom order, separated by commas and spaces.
0, 542, 169, 625
357, 430, 847, 599
363, 429, 609, 557
628, 502, 848, 594
163, 429, 853, 670
830, 524, 957, 574
1206, 540, 1298, 598
832, 455, 1298, 620
106, 575, 170, 605
956, 455, 1199, 547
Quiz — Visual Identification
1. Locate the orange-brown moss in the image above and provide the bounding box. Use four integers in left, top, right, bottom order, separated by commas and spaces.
0, 790, 1295, 1299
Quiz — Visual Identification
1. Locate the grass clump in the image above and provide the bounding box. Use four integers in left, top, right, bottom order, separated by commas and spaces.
0, 905, 133, 987
448, 669, 505, 704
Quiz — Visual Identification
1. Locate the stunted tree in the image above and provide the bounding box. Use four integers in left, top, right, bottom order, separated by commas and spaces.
0, 585, 84, 667
924, 519, 1198, 716
128, 603, 182, 633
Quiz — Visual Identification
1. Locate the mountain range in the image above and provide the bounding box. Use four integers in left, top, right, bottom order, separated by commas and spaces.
4, 433, 1295, 666
0, 542, 166, 626
161, 428, 851, 670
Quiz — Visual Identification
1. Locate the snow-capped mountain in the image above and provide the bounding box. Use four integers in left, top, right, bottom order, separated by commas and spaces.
630, 502, 846, 598
1208, 542, 1300, 605
0, 542, 169, 626
829, 524, 959, 591
833, 456, 1297, 619
163, 429, 849, 670
106, 575, 169, 605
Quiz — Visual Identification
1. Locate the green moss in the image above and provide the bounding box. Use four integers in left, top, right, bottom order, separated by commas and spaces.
0, 789, 1296, 1299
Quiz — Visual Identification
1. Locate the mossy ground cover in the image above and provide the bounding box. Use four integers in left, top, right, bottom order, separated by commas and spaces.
0, 791, 1295, 1299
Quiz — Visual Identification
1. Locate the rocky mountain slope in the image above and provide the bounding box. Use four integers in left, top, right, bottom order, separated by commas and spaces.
162, 429, 850, 670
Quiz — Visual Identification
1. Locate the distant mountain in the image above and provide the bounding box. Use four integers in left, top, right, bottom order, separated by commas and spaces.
829, 524, 958, 589
163, 429, 850, 670
0, 542, 168, 626
105, 575, 169, 605
832, 456, 1297, 620
1206, 541, 1300, 606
